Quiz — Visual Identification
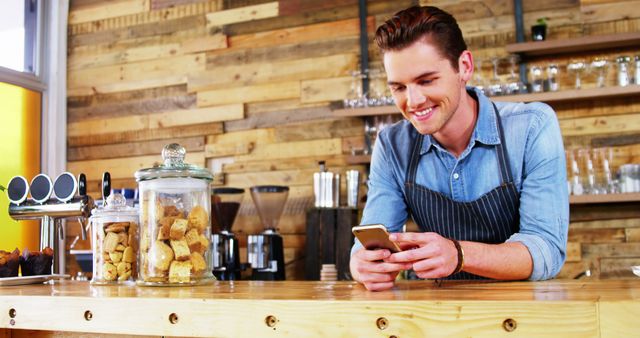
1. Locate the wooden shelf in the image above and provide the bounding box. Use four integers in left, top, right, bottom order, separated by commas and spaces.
332, 105, 398, 117
505, 32, 640, 57
569, 193, 640, 204
492, 85, 640, 103
331, 85, 640, 117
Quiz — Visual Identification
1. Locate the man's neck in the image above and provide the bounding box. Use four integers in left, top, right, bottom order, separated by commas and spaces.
433, 90, 478, 158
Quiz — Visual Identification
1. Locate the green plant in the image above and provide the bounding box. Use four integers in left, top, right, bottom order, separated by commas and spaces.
535, 17, 548, 26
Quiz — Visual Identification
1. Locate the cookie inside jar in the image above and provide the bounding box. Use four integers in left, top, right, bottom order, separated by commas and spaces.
135, 143, 214, 286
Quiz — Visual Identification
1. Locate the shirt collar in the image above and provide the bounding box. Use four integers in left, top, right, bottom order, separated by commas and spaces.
420, 87, 500, 155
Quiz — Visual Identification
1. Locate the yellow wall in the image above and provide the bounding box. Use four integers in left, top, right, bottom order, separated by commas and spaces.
0, 81, 41, 252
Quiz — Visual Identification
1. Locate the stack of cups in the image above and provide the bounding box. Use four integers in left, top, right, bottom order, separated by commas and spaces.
320, 264, 337, 281
346, 170, 360, 208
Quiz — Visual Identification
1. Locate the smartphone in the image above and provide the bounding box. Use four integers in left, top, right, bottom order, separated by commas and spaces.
352, 224, 401, 253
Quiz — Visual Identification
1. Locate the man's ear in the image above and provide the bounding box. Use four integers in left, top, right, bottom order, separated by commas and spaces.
458, 51, 474, 83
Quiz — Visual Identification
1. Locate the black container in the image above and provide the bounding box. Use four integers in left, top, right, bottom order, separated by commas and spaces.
531, 24, 546, 41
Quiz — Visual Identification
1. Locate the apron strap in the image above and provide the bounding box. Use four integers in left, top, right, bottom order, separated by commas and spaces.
491, 102, 514, 184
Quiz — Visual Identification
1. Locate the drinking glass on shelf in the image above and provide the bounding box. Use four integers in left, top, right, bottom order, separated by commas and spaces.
367, 68, 386, 107
592, 147, 615, 194
487, 57, 504, 96
529, 65, 544, 93
567, 149, 583, 195
577, 148, 597, 194
505, 55, 526, 95
590, 57, 609, 88
470, 57, 487, 94
567, 60, 587, 89
344, 70, 363, 108
546, 63, 560, 92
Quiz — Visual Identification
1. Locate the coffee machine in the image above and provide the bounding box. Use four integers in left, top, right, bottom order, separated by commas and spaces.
211, 187, 244, 280
247, 185, 288, 281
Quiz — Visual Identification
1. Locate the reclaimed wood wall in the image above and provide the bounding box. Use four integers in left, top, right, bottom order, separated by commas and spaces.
65, 0, 640, 280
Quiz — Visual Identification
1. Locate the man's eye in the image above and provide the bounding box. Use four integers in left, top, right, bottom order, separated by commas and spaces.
390, 85, 405, 93
419, 79, 433, 85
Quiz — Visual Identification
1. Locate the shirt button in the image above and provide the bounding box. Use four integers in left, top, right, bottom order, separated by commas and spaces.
453, 173, 460, 180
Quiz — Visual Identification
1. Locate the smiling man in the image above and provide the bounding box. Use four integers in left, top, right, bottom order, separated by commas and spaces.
350, 6, 569, 291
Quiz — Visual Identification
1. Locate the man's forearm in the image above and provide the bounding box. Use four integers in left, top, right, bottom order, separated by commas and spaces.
461, 241, 533, 280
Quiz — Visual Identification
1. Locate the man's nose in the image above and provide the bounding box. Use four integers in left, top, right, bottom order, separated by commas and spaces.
407, 85, 426, 108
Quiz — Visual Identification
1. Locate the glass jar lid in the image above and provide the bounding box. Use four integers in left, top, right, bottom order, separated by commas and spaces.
134, 143, 213, 182
90, 193, 138, 218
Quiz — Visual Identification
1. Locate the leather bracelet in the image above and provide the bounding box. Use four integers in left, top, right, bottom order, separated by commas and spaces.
451, 239, 464, 275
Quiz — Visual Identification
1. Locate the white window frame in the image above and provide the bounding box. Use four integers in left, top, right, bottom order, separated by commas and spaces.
0, 0, 69, 177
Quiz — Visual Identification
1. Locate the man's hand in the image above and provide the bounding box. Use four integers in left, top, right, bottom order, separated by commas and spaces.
350, 248, 411, 291
386, 232, 459, 279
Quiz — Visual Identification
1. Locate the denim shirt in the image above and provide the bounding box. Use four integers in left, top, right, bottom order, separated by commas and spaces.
352, 87, 569, 281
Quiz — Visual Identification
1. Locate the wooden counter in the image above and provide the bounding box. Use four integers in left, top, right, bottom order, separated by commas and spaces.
1, 279, 639, 337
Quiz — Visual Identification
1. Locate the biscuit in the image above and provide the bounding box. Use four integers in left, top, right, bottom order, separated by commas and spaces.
170, 239, 191, 261
170, 218, 188, 240
169, 261, 192, 283
148, 241, 174, 271
187, 205, 208, 232
103, 232, 119, 253
190, 252, 207, 275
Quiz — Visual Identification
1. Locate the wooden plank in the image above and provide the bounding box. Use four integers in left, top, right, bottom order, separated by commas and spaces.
278, 0, 357, 16
228, 17, 374, 50
570, 218, 640, 229
506, 31, 640, 56
568, 228, 626, 243
69, 14, 206, 48
569, 193, 640, 204
69, 0, 150, 24
197, 81, 300, 107
566, 242, 582, 262
300, 77, 351, 103
67, 152, 206, 180
225, 169, 317, 189
68, 104, 242, 137
581, 1, 640, 24
222, 155, 358, 174
205, 142, 254, 158
68, 136, 205, 161
68, 122, 223, 147
626, 228, 640, 242
224, 105, 334, 132
69, 43, 180, 70
600, 301, 640, 337
188, 53, 357, 92
206, 2, 279, 27
233, 138, 343, 162
559, 112, 640, 137
68, 53, 206, 94
208, 128, 275, 145
274, 118, 363, 142
206, 36, 359, 67
582, 242, 640, 257
151, 0, 209, 10
599, 257, 640, 279
180, 34, 228, 53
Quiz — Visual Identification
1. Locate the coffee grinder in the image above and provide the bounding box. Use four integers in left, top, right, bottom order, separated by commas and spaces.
247, 185, 288, 281
211, 187, 244, 280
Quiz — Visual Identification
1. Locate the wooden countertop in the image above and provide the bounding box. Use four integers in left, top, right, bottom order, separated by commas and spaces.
1, 279, 639, 337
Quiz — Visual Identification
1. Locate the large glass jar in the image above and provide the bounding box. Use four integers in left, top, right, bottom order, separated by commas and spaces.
90, 193, 138, 284
134, 143, 214, 285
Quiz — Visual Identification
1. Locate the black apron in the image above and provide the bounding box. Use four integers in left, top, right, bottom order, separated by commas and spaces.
404, 103, 520, 280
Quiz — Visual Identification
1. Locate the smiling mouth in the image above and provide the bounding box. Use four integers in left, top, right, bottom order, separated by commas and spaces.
412, 106, 434, 117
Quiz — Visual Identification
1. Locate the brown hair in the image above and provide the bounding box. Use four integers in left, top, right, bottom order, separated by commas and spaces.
375, 6, 467, 70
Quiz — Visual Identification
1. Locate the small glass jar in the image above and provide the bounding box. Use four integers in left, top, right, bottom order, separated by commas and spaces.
135, 143, 214, 286
530, 66, 544, 93
616, 56, 631, 87
90, 193, 138, 284
546, 64, 560, 92
634, 55, 640, 85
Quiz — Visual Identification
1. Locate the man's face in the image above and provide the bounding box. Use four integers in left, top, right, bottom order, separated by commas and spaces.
383, 39, 470, 136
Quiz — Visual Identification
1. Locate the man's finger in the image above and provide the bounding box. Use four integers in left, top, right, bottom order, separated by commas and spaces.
386, 245, 434, 263
358, 260, 410, 274
389, 232, 435, 245
356, 248, 391, 262
364, 281, 395, 291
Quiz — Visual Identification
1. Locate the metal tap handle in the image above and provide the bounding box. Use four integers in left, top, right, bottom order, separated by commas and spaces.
102, 172, 111, 201
78, 173, 87, 196
79, 217, 88, 241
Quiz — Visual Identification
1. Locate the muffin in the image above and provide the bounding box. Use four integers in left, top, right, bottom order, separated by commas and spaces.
20, 247, 54, 276
0, 249, 20, 277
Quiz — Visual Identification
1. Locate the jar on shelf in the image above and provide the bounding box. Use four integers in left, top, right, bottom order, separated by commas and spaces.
134, 143, 214, 286
90, 193, 138, 284
616, 55, 631, 87
634, 55, 640, 85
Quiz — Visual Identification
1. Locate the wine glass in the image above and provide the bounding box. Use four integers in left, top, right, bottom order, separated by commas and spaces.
470, 57, 487, 94
487, 57, 504, 96
505, 55, 526, 95
567, 60, 587, 89
590, 57, 609, 88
